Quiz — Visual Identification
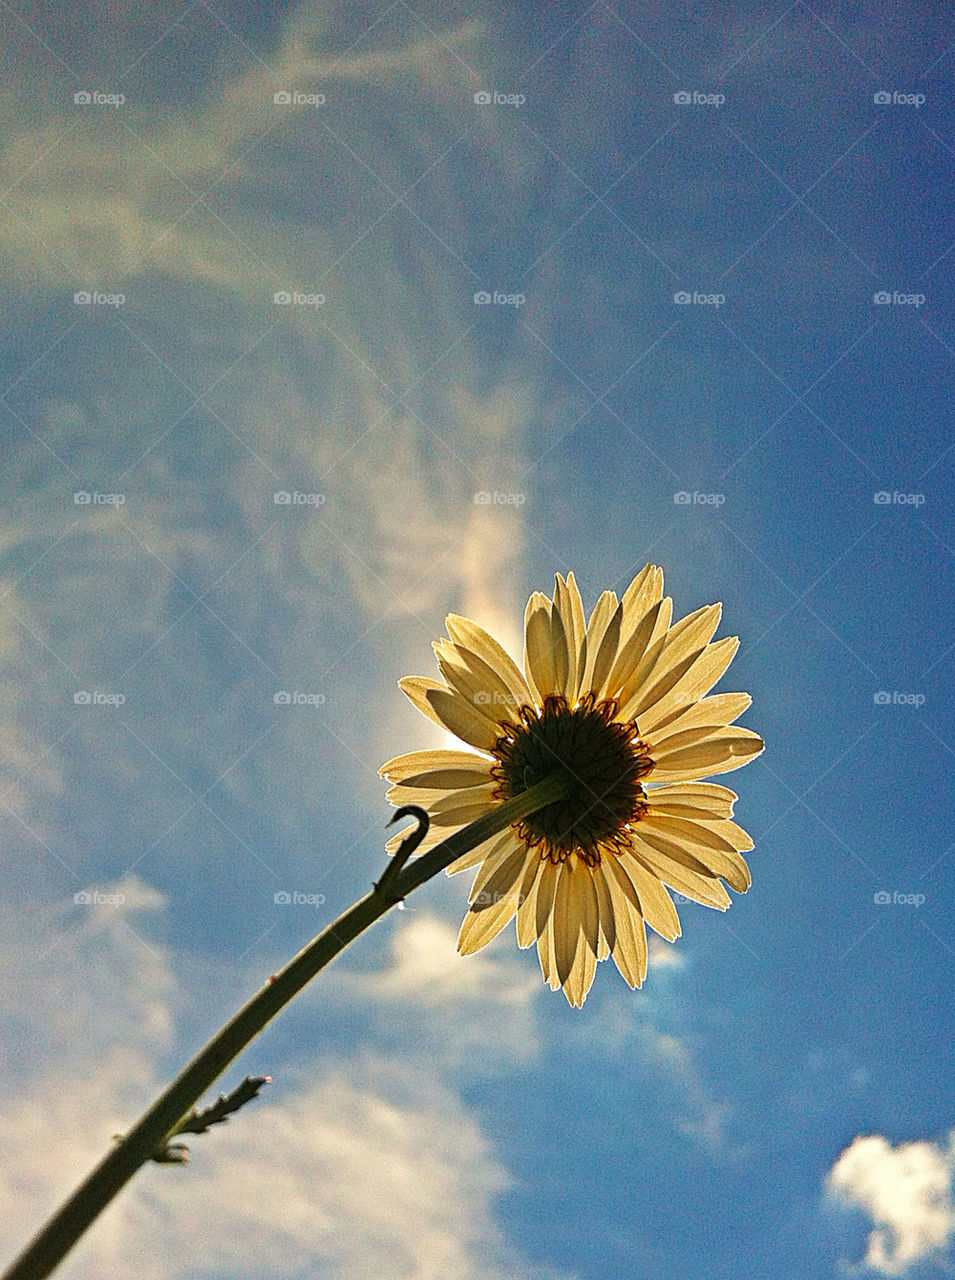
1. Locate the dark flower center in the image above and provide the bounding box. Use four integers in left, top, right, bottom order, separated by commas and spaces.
490, 693, 652, 866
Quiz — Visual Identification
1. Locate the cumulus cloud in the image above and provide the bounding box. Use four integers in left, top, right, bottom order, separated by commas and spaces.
365, 912, 537, 1008
77, 1068, 537, 1280
826, 1132, 955, 1275
343, 912, 540, 1072
0, 879, 566, 1280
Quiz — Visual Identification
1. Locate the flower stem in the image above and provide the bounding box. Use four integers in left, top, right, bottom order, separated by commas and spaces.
2, 772, 566, 1280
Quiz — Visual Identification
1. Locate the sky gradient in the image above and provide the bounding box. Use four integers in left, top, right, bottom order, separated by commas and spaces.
0, 2, 953, 1278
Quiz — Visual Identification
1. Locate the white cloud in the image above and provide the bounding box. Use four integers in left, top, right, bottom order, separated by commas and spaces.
647, 935, 685, 969
87, 1067, 535, 1280
343, 912, 540, 1071
0, 0, 537, 853
826, 1132, 955, 1275
564, 968, 734, 1155
0, 575, 66, 832
368, 912, 536, 1007
0, 879, 567, 1280
0, 5, 486, 291
644, 1030, 731, 1151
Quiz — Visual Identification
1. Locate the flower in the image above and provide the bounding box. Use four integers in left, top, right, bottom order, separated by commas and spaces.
379, 566, 763, 1007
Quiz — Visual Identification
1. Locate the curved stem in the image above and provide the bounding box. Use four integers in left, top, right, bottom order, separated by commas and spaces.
2, 772, 565, 1280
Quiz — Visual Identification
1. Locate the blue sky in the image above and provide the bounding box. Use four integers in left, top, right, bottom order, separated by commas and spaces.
0, 2, 953, 1277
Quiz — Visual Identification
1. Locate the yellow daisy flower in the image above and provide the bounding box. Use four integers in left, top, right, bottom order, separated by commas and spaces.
379, 565, 764, 1007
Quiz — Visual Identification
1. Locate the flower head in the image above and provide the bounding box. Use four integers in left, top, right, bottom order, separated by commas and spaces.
379, 566, 763, 1006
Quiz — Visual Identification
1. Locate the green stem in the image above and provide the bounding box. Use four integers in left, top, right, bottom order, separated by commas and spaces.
2, 772, 565, 1280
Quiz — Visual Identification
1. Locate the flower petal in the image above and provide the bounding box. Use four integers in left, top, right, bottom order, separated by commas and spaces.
616, 850, 682, 941
554, 572, 586, 701
468, 835, 527, 904
433, 639, 522, 727
423, 686, 503, 751
613, 597, 673, 706
589, 598, 625, 700
446, 827, 518, 875
550, 859, 601, 1007
601, 855, 648, 987
534, 859, 560, 986
643, 780, 739, 820
637, 814, 752, 891
379, 748, 493, 788
620, 563, 663, 638
606, 597, 668, 701
524, 592, 556, 702
385, 782, 493, 808
537, 913, 560, 990
578, 590, 618, 696
627, 834, 732, 909
698, 818, 756, 852
427, 796, 498, 827
629, 635, 739, 727
457, 844, 528, 953
619, 604, 723, 720
552, 860, 578, 988
580, 866, 600, 958
592, 860, 616, 959
639, 690, 751, 742
648, 727, 765, 782
516, 855, 545, 948
565, 926, 597, 1007
397, 676, 457, 733
386, 820, 463, 857
548, 598, 572, 699
444, 614, 532, 708
426, 783, 498, 814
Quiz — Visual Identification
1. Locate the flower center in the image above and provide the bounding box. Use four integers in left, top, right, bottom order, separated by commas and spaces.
490, 693, 653, 866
